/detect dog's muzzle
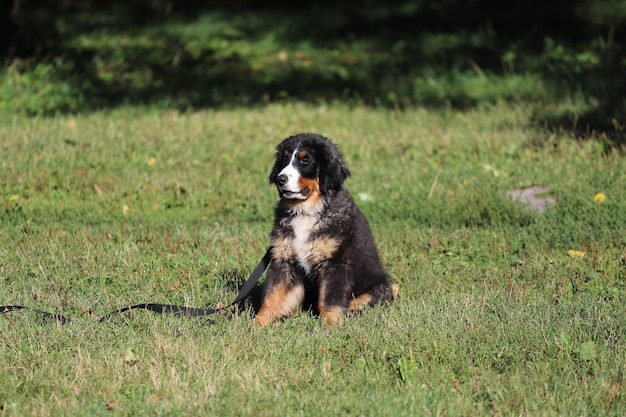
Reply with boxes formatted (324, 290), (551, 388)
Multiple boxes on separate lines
(277, 174), (309, 199)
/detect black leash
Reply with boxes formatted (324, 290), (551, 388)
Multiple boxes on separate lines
(1, 248), (271, 324)
(0, 305), (71, 324)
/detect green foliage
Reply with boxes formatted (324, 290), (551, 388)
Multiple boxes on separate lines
(2, 58), (83, 114)
(1, 0), (625, 144)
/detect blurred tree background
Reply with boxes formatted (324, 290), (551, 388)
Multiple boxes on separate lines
(1, 0), (624, 143)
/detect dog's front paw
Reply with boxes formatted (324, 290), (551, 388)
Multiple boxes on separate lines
(253, 314), (272, 329)
(320, 307), (344, 328)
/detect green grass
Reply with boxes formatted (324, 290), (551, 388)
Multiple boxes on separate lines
(1, 102), (625, 416)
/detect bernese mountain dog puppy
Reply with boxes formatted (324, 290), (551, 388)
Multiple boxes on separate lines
(254, 133), (398, 328)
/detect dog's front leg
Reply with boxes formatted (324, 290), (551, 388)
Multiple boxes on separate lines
(317, 262), (350, 327)
(254, 262), (304, 328)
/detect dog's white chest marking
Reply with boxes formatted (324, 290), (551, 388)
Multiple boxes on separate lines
(290, 214), (317, 273)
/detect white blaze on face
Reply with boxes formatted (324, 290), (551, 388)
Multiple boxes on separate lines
(278, 149), (306, 199)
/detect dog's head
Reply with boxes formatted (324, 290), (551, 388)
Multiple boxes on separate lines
(269, 133), (351, 203)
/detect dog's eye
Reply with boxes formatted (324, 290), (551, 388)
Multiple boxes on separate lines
(299, 157), (310, 166)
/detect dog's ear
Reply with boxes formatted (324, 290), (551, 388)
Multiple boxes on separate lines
(268, 142), (289, 184)
(318, 139), (351, 193)
(268, 151), (283, 184)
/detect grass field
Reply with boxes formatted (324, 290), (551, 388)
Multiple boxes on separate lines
(1, 102), (625, 416)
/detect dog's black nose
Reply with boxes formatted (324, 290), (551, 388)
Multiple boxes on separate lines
(277, 174), (288, 186)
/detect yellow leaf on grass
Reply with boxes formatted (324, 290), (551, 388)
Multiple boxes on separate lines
(593, 192), (606, 204)
(568, 250), (585, 258)
(124, 349), (138, 364)
(122, 205), (130, 215)
(9, 194), (19, 202)
(146, 157), (157, 166)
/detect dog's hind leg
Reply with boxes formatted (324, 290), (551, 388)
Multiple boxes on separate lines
(348, 282), (399, 312)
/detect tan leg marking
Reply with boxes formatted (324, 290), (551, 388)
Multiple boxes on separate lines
(254, 282), (304, 328)
(348, 282), (399, 311)
(319, 306), (344, 328)
(318, 280), (344, 328)
(348, 293), (372, 312)
(391, 282), (400, 300)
